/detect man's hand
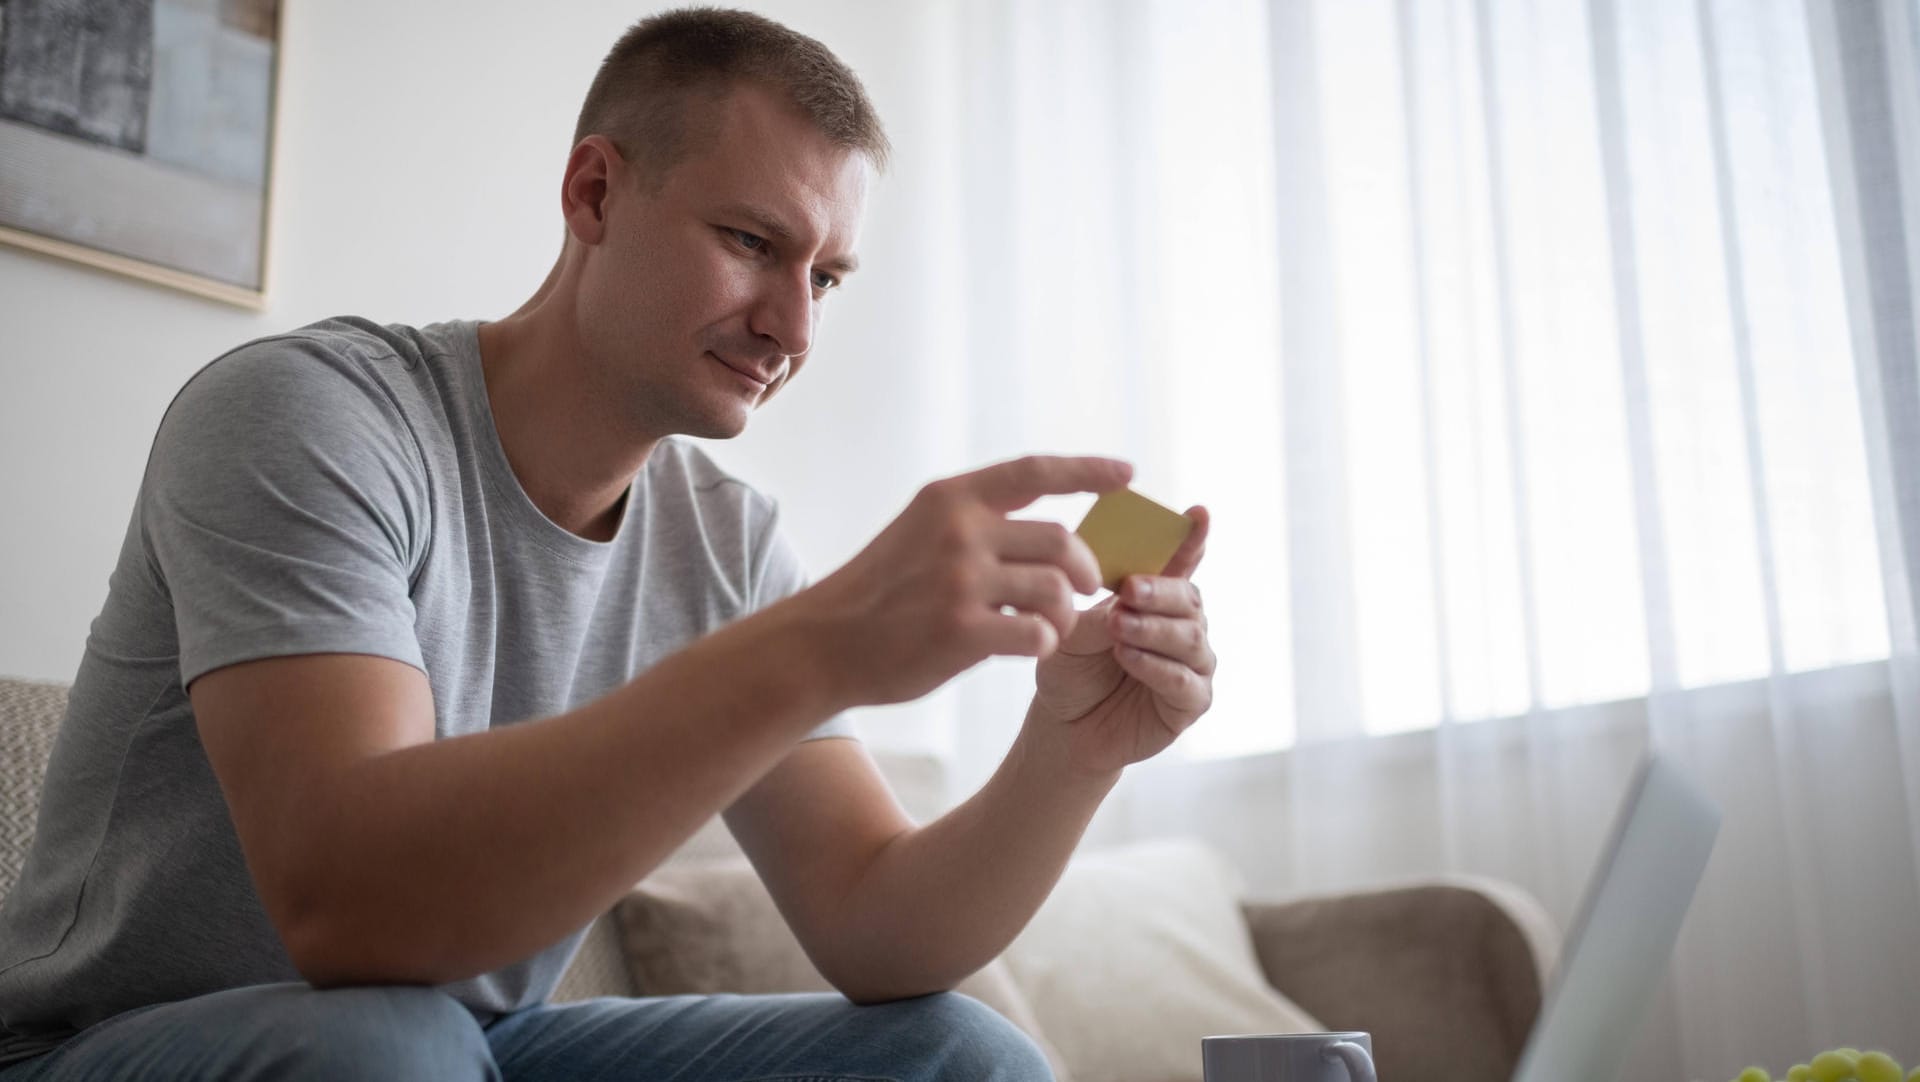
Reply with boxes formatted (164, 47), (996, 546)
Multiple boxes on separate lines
(800, 455), (1132, 708)
(1029, 505), (1214, 778)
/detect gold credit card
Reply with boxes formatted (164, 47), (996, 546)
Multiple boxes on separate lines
(1073, 488), (1194, 592)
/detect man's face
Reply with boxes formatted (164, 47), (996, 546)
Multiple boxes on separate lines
(575, 82), (870, 442)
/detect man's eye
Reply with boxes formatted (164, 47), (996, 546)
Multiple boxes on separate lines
(811, 271), (840, 292)
(730, 229), (766, 251)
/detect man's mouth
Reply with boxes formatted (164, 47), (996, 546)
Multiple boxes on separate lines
(708, 352), (776, 389)
(710, 352), (775, 387)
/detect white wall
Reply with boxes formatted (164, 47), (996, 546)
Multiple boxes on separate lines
(0, 0), (969, 750)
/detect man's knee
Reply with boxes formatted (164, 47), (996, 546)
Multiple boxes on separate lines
(874, 992), (1054, 1082)
(219, 984), (494, 1081)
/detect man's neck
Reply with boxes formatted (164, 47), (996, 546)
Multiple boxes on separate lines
(476, 302), (653, 543)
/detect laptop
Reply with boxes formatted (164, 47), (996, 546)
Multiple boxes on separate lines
(1509, 753), (1723, 1082)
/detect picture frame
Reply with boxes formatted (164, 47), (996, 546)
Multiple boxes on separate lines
(0, 0), (284, 310)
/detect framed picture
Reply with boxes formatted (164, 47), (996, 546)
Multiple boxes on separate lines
(0, 0), (283, 309)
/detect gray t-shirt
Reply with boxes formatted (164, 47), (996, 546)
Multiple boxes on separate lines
(0, 316), (851, 1064)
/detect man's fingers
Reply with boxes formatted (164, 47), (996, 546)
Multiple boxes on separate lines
(1121, 575), (1204, 617)
(987, 565), (1079, 648)
(974, 609), (1059, 658)
(993, 520), (1103, 595)
(1112, 644), (1212, 717)
(1158, 504), (1210, 580)
(965, 455), (1132, 513)
(1109, 611), (1216, 676)
(1058, 594), (1117, 656)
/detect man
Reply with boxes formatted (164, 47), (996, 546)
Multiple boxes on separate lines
(0, 8), (1215, 1080)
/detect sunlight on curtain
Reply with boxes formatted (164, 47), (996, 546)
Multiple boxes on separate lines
(1318, 0), (1448, 735)
(1718, 8), (1891, 676)
(1189, 0), (1886, 750)
(887, 0), (1906, 749)
(1398, 0), (1532, 725)
(956, 0), (1893, 761)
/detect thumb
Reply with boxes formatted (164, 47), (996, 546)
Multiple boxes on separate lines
(1058, 595), (1118, 656)
(1159, 505), (1210, 580)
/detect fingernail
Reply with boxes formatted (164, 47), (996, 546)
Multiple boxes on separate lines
(1134, 578), (1153, 601)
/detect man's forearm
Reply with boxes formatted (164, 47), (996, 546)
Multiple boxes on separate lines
(285, 594), (846, 988)
(811, 706), (1119, 1003)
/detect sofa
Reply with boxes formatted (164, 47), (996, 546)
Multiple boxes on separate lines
(0, 675), (1557, 1082)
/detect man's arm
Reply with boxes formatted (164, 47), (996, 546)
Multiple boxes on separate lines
(196, 454), (1134, 988)
(724, 714), (1113, 1004)
(193, 595), (842, 988)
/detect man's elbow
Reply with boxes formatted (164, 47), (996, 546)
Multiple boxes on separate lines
(833, 979), (958, 1007)
(282, 909), (397, 988)
(278, 900), (466, 989)
(281, 907), (363, 987)
(815, 953), (957, 1006)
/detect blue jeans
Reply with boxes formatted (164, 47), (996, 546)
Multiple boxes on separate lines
(0, 984), (1053, 1081)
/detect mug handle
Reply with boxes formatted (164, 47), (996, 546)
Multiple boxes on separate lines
(1321, 1040), (1377, 1082)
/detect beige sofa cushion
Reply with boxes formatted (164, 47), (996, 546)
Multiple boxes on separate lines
(1002, 838), (1323, 1082)
(616, 856), (1075, 1082)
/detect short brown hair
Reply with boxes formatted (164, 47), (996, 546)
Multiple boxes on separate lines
(573, 7), (890, 188)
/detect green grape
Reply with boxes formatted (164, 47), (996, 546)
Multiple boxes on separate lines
(1737, 1068), (1774, 1082)
(1857, 1053), (1902, 1082)
(1906, 1066), (1920, 1082)
(1812, 1050), (1860, 1082)
(1841, 1050), (1865, 1064)
(1789, 1065), (1814, 1082)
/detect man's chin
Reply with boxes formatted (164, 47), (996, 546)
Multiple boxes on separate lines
(679, 407), (755, 441)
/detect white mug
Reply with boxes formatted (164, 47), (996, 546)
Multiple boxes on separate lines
(1202, 1031), (1377, 1082)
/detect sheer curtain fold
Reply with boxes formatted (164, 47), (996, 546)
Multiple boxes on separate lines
(880, 0), (1920, 1076)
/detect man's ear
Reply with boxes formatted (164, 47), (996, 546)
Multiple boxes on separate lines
(561, 135), (623, 247)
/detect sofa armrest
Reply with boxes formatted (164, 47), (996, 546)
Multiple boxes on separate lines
(1241, 876), (1557, 1082)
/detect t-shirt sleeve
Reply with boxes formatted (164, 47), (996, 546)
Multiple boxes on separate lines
(748, 503), (857, 743)
(142, 341), (430, 688)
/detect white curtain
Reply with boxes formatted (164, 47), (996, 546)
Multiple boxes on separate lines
(856, 0), (1920, 1077)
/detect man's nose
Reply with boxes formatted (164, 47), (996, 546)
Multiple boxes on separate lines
(747, 268), (815, 359)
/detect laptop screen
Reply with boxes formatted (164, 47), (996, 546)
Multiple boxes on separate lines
(1510, 755), (1722, 1082)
